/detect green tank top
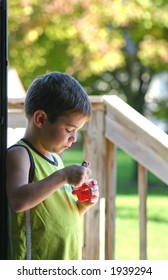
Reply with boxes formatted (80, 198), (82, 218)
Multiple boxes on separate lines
(7, 139), (82, 260)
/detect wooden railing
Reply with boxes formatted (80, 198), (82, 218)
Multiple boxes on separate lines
(8, 94), (168, 260)
(82, 95), (168, 260)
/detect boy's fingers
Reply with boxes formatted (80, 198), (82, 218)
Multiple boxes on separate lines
(86, 168), (92, 176)
(81, 160), (91, 168)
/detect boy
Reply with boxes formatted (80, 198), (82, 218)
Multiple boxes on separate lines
(6, 72), (99, 260)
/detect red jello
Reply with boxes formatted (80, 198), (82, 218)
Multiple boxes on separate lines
(72, 179), (97, 202)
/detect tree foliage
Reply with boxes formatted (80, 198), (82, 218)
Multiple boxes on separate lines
(8, 0), (168, 113)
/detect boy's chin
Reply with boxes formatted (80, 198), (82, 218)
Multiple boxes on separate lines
(51, 146), (65, 154)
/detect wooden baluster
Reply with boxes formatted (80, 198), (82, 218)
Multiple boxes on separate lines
(138, 163), (147, 260)
(105, 140), (116, 260)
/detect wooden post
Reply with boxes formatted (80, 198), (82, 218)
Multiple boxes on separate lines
(105, 140), (116, 260)
(138, 163), (147, 260)
(82, 97), (106, 259)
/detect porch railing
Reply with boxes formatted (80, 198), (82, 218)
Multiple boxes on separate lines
(82, 95), (168, 260)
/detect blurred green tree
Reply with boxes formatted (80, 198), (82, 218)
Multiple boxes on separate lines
(8, 0), (168, 114)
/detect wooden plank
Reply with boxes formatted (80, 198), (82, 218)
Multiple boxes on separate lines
(103, 95), (168, 184)
(138, 164), (147, 260)
(105, 140), (116, 260)
(89, 96), (104, 111)
(83, 103), (106, 198)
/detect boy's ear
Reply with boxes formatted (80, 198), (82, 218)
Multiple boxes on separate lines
(34, 110), (47, 128)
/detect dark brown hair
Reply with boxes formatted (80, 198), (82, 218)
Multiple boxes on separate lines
(25, 72), (91, 123)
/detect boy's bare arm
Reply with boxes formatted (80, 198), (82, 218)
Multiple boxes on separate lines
(6, 147), (91, 212)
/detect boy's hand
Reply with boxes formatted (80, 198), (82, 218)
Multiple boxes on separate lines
(63, 164), (92, 186)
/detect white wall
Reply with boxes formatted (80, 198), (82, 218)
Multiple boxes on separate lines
(7, 128), (25, 147)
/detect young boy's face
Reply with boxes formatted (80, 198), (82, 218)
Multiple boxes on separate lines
(40, 112), (88, 154)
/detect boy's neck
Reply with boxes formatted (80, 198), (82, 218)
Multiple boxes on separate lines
(23, 131), (53, 161)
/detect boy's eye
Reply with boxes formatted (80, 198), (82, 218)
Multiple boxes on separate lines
(66, 128), (72, 133)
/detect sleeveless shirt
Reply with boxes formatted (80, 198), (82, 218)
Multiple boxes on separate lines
(7, 138), (82, 260)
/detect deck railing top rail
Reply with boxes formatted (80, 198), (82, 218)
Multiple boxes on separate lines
(89, 95), (168, 185)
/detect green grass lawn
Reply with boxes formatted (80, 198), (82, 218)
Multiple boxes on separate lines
(63, 146), (168, 260)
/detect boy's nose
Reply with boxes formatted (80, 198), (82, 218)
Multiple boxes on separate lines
(69, 132), (77, 143)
